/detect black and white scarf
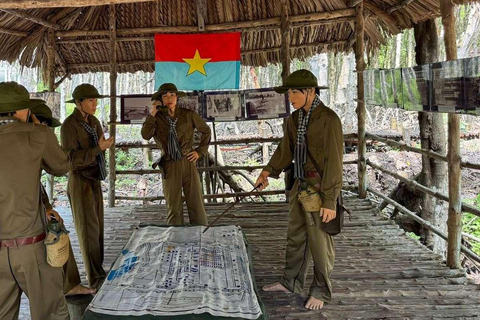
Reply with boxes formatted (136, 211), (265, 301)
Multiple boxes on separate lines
(0, 118), (18, 126)
(166, 116), (183, 161)
(294, 95), (321, 179)
(79, 121), (107, 180)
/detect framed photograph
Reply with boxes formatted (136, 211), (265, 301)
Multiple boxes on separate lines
(204, 91), (243, 121)
(402, 65), (431, 111)
(177, 92), (202, 115)
(29, 92), (60, 119)
(245, 88), (289, 119)
(379, 69), (403, 109)
(431, 60), (465, 113)
(364, 69), (383, 107)
(464, 56), (480, 115)
(120, 94), (152, 124)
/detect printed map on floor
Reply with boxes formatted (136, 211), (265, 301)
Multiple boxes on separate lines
(86, 225), (262, 319)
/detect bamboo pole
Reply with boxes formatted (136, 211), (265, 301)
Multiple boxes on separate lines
(117, 160), (356, 175)
(55, 8), (356, 38)
(366, 160), (480, 217)
(0, 9), (59, 29)
(440, 0), (462, 269)
(388, 0), (416, 13)
(280, 0), (290, 82)
(115, 189), (286, 201)
(280, 0), (291, 199)
(367, 132), (447, 162)
(108, 4), (117, 207)
(0, 0), (158, 8)
(45, 28), (55, 202)
(0, 27), (28, 37)
(355, 2), (367, 198)
(368, 187), (480, 266)
(367, 132), (480, 170)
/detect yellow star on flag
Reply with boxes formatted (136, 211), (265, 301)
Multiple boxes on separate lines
(182, 50), (212, 76)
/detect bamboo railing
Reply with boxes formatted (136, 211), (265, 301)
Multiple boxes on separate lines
(366, 130), (480, 268)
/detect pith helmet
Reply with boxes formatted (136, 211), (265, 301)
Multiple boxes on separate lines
(151, 83), (186, 101)
(0, 82), (45, 113)
(273, 69), (329, 93)
(31, 103), (62, 127)
(66, 83), (108, 103)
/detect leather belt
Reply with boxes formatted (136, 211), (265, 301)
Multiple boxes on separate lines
(0, 233), (46, 248)
(305, 171), (321, 178)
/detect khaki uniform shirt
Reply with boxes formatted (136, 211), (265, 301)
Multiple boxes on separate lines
(264, 102), (344, 210)
(0, 118), (69, 239)
(141, 107), (211, 159)
(61, 108), (104, 179)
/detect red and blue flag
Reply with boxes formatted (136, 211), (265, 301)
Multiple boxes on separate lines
(155, 32), (241, 90)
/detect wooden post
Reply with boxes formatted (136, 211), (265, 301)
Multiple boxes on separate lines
(108, 4), (117, 207)
(280, 0), (290, 81)
(280, 0), (291, 200)
(45, 28), (55, 201)
(355, 2), (367, 198)
(440, 0), (462, 269)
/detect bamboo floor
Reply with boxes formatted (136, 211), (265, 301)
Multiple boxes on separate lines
(19, 196), (480, 319)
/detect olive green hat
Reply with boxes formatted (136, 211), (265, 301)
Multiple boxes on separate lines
(273, 69), (329, 93)
(31, 103), (62, 127)
(65, 83), (108, 103)
(0, 82), (45, 113)
(151, 83), (186, 101)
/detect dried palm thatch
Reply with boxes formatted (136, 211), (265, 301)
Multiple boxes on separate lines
(0, 0), (476, 77)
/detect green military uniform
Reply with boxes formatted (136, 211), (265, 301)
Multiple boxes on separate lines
(61, 84), (108, 289)
(141, 83), (211, 226)
(0, 82), (70, 320)
(263, 70), (343, 302)
(33, 103), (82, 294)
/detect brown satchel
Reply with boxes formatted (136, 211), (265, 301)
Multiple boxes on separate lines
(290, 117), (349, 235)
(305, 148), (348, 236)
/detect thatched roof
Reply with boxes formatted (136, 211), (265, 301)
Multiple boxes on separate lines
(0, 0), (475, 77)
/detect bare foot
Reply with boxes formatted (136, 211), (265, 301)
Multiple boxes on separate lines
(262, 282), (290, 293)
(66, 284), (96, 296)
(305, 296), (324, 310)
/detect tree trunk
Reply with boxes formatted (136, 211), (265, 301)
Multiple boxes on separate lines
(414, 19), (448, 256)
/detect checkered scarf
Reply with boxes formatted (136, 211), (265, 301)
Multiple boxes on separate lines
(294, 95), (321, 179)
(166, 116), (183, 161)
(79, 121), (107, 180)
(0, 118), (19, 126)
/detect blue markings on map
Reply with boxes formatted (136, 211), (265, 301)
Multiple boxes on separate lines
(107, 249), (138, 281)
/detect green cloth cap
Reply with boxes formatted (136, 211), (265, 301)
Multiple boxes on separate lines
(273, 69), (329, 93)
(151, 83), (186, 101)
(66, 83), (108, 103)
(31, 103), (62, 127)
(0, 82), (45, 113)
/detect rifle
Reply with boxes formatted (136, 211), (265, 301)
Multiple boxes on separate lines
(202, 186), (259, 233)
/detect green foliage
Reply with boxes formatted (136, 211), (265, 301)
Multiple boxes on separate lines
(116, 149), (141, 170)
(462, 194), (480, 255)
(406, 232), (421, 241)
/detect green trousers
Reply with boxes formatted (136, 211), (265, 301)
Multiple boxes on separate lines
(0, 241), (69, 320)
(67, 173), (106, 289)
(162, 157), (208, 226)
(63, 242), (81, 294)
(279, 178), (335, 302)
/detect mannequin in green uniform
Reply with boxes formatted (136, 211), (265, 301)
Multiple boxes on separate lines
(255, 70), (343, 310)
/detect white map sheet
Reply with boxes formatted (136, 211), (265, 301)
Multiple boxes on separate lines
(86, 226), (262, 319)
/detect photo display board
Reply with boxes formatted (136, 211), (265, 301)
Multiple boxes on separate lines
(204, 91), (243, 121)
(365, 56), (480, 115)
(402, 65), (431, 111)
(120, 88), (293, 123)
(431, 59), (464, 113)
